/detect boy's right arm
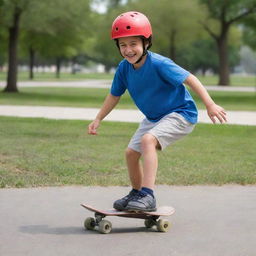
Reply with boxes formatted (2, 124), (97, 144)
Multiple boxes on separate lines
(87, 93), (120, 135)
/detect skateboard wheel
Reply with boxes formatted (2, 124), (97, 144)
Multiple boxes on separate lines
(84, 217), (96, 230)
(156, 219), (170, 232)
(144, 219), (155, 228)
(98, 220), (112, 234)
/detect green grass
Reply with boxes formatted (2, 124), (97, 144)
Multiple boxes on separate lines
(0, 71), (113, 81)
(196, 74), (256, 87)
(0, 116), (255, 188)
(191, 91), (256, 111)
(0, 87), (255, 111)
(0, 71), (255, 86)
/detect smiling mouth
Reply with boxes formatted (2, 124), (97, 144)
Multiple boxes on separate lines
(125, 54), (136, 58)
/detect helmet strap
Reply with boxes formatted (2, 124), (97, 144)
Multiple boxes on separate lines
(134, 50), (147, 64)
(134, 37), (150, 64)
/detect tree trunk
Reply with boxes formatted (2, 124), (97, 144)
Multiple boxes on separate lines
(29, 47), (35, 80)
(202, 67), (207, 76)
(216, 31), (230, 86)
(4, 7), (22, 93)
(71, 57), (77, 74)
(56, 57), (61, 78)
(105, 65), (112, 73)
(169, 29), (177, 61)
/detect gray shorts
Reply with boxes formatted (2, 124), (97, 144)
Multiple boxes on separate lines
(128, 112), (195, 153)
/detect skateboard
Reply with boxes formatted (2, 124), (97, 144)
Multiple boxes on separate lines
(81, 203), (175, 234)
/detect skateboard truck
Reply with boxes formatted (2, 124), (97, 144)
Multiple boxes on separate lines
(84, 212), (112, 234)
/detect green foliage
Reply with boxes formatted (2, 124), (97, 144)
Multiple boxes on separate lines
(242, 13), (256, 50)
(0, 0), (256, 76)
(0, 0), (92, 61)
(83, 10), (121, 69)
(126, 0), (205, 59)
(197, 0), (256, 84)
(22, 0), (91, 59)
(0, 27), (7, 65)
(199, 0), (256, 22)
(177, 39), (219, 73)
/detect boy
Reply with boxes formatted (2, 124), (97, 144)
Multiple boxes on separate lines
(88, 11), (227, 212)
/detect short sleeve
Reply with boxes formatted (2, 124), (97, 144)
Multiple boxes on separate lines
(157, 59), (190, 87)
(110, 64), (127, 96)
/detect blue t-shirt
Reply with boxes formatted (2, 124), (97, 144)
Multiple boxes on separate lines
(111, 51), (198, 124)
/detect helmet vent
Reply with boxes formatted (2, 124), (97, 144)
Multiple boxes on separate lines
(126, 26), (131, 30)
(115, 27), (119, 31)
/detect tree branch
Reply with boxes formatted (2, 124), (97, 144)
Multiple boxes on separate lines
(228, 5), (256, 25)
(199, 21), (218, 40)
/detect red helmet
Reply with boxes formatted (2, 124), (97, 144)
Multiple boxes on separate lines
(111, 11), (152, 40)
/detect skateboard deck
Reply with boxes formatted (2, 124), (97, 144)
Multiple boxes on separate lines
(81, 203), (175, 234)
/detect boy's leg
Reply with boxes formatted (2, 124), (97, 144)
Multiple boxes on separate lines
(126, 113), (195, 211)
(113, 148), (142, 210)
(125, 133), (158, 212)
(125, 148), (143, 190)
(140, 133), (159, 189)
(113, 134), (157, 211)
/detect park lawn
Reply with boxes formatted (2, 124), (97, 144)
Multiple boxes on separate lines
(196, 74), (256, 87)
(0, 72), (114, 81)
(0, 71), (255, 86)
(0, 87), (255, 111)
(0, 116), (255, 188)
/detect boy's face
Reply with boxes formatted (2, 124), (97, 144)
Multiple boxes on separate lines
(118, 36), (145, 66)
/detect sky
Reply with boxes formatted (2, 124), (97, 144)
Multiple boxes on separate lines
(91, 1), (107, 13)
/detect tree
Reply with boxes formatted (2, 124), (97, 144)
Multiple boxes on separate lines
(21, 0), (91, 79)
(0, 0), (29, 92)
(1, 0), (53, 91)
(199, 0), (256, 85)
(1, 0), (91, 90)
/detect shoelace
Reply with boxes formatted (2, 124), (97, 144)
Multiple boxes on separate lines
(125, 191), (138, 200)
(131, 192), (147, 200)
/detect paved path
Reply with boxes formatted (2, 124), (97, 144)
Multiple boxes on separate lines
(0, 79), (255, 92)
(1, 105), (256, 126)
(1, 185), (256, 256)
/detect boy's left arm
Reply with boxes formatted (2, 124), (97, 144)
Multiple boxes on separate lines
(184, 74), (227, 124)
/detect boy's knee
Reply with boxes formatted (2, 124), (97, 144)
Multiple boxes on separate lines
(125, 147), (139, 158)
(141, 133), (158, 148)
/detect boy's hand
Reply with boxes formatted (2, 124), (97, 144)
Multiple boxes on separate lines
(88, 119), (100, 135)
(207, 103), (227, 124)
